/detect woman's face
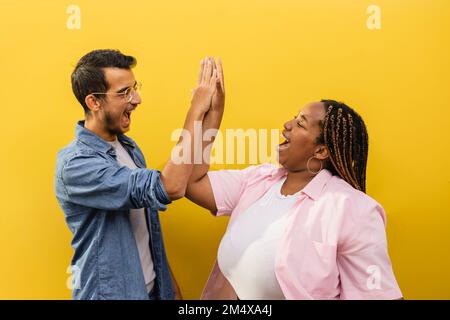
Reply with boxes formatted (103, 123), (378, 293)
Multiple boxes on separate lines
(278, 101), (327, 171)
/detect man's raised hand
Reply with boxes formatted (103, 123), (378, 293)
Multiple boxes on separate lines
(190, 57), (219, 115)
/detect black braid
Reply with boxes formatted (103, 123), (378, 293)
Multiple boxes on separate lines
(318, 99), (369, 193)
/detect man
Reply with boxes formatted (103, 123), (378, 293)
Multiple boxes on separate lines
(55, 49), (224, 300)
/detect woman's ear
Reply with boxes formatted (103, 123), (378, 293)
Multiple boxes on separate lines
(314, 145), (329, 161)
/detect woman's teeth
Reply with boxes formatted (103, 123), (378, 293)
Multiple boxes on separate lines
(278, 139), (290, 150)
(281, 132), (290, 142)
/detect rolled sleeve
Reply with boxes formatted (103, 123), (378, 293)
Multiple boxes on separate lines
(207, 169), (246, 216)
(62, 153), (172, 211)
(207, 165), (267, 216)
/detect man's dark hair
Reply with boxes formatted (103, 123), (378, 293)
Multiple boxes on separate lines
(71, 49), (137, 113)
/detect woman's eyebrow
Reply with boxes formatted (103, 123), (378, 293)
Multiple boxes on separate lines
(299, 113), (309, 122)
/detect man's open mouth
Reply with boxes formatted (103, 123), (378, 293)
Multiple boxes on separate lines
(122, 108), (135, 127)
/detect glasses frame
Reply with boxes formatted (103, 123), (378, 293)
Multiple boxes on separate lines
(90, 82), (142, 103)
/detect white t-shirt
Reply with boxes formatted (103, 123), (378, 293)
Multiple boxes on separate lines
(217, 177), (301, 300)
(107, 138), (155, 293)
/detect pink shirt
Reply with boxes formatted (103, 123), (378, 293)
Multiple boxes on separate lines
(201, 164), (402, 300)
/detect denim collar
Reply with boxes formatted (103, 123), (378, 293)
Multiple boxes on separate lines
(75, 120), (136, 153)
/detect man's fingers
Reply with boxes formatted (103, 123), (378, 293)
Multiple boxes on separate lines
(197, 58), (205, 85)
(201, 56), (209, 84)
(203, 57), (213, 83)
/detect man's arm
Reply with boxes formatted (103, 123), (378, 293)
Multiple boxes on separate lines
(184, 58), (225, 211)
(160, 58), (219, 200)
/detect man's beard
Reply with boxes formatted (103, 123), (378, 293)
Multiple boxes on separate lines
(103, 110), (124, 137)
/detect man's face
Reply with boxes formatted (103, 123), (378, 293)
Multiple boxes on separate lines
(97, 67), (141, 136)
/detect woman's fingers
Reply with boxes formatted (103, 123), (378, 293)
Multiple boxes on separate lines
(210, 68), (218, 87)
(217, 58), (224, 92)
(211, 58), (219, 86)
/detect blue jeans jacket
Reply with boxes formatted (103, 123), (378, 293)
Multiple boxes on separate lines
(55, 121), (175, 300)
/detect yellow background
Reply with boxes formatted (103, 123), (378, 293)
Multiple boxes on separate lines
(0, 0), (449, 299)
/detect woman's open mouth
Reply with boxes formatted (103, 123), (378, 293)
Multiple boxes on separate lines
(278, 133), (290, 151)
(278, 140), (290, 150)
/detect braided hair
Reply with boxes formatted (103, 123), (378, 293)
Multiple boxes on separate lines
(318, 100), (369, 193)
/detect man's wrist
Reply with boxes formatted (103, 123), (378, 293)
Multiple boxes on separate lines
(187, 105), (207, 120)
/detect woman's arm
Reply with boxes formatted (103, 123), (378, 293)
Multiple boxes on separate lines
(185, 174), (217, 213)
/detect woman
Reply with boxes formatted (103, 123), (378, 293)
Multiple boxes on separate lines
(185, 61), (401, 299)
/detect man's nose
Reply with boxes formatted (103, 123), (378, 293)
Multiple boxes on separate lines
(131, 92), (141, 105)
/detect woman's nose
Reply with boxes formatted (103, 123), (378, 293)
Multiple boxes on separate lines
(284, 120), (292, 131)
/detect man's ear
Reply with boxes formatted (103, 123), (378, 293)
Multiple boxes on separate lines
(85, 94), (101, 113)
(314, 145), (329, 161)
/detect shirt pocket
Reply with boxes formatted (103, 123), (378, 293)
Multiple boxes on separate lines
(298, 233), (340, 298)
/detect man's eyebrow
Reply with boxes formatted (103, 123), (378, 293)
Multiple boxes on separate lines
(115, 81), (137, 93)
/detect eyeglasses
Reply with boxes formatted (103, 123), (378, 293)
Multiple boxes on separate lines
(90, 82), (142, 103)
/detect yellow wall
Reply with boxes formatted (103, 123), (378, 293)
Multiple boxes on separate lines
(0, 0), (449, 299)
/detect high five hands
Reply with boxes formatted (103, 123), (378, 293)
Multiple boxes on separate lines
(191, 57), (225, 115)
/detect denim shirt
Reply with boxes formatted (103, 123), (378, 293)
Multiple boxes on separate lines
(55, 121), (175, 300)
